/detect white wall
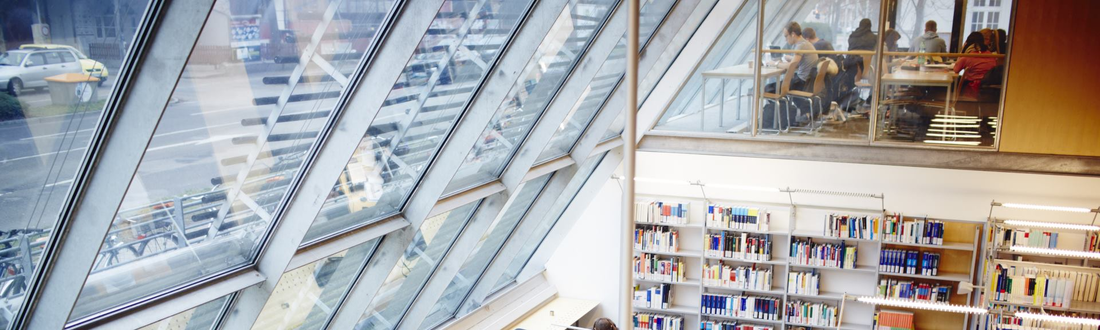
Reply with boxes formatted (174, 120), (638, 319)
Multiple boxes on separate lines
(546, 151), (1100, 324)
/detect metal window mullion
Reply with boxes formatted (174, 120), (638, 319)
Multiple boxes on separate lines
(453, 163), (583, 317)
(514, 149), (622, 283)
(326, 226), (418, 330)
(569, 0), (709, 161)
(20, 0), (212, 328)
(497, 0), (629, 192)
(392, 191), (513, 330)
(71, 271), (263, 329)
(215, 0), (435, 327)
(398, 0), (571, 230)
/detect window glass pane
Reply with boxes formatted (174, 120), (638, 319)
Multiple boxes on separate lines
(70, 0), (401, 321)
(876, 0), (1009, 148)
(251, 238), (381, 330)
(301, 0), (534, 244)
(355, 200), (481, 330)
(419, 174), (553, 329)
(535, 0), (675, 163)
(482, 152), (604, 302)
(0, 0), (152, 326)
(139, 295), (231, 330)
(441, 0), (619, 195)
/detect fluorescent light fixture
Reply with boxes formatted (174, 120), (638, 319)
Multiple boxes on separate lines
(706, 183), (782, 193)
(634, 177), (692, 185)
(1008, 246), (1100, 259)
(923, 140), (981, 146)
(999, 202), (1095, 213)
(856, 296), (987, 314)
(1002, 220), (1100, 231)
(1014, 311), (1100, 327)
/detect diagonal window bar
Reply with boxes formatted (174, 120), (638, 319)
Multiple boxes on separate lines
(68, 0), (403, 322)
(536, 0), (677, 163)
(440, 0), (621, 196)
(300, 0), (536, 245)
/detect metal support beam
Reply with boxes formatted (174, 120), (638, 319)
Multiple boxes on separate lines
(217, 0), (435, 327)
(20, 0), (212, 328)
(620, 0), (639, 326)
(74, 271), (263, 329)
(326, 226), (417, 329)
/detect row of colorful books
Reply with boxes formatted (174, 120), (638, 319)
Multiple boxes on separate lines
(998, 228), (1060, 249)
(702, 263), (772, 291)
(634, 284), (674, 309)
(635, 225), (680, 253)
(789, 239), (858, 269)
(877, 278), (951, 303)
(824, 213), (879, 240)
(634, 253), (685, 283)
(786, 271), (819, 296)
(873, 310), (914, 330)
(881, 214), (945, 245)
(700, 320), (774, 330)
(633, 312), (683, 330)
(785, 300), (839, 327)
(705, 232), (771, 261)
(707, 204), (771, 232)
(700, 294), (782, 321)
(989, 264), (1100, 307)
(637, 201), (689, 225)
(879, 249), (940, 276)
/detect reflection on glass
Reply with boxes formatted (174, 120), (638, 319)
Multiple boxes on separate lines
(481, 152), (603, 303)
(70, 0), (401, 321)
(301, 0), (533, 244)
(441, 0), (618, 194)
(139, 295), (231, 330)
(535, 0), (675, 163)
(420, 174), (552, 329)
(355, 200), (481, 330)
(0, 0), (151, 326)
(251, 239), (380, 330)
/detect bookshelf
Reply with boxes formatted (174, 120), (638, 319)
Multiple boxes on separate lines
(980, 201), (1100, 328)
(632, 188), (986, 330)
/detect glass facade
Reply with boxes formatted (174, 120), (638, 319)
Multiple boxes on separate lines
(139, 295), (231, 330)
(0, 0), (153, 326)
(441, 0), (619, 195)
(301, 0), (535, 244)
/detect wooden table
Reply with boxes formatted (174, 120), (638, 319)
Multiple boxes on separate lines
(880, 69), (962, 142)
(701, 64), (785, 131)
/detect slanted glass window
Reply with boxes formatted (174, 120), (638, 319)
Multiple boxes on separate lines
(70, 0), (402, 321)
(420, 174), (553, 329)
(251, 239), (381, 330)
(355, 200), (481, 329)
(301, 0), (534, 244)
(138, 295), (232, 330)
(535, 0), (675, 163)
(441, 0), (619, 195)
(0, 0), (152, 326)
(482, 152), (604, 301)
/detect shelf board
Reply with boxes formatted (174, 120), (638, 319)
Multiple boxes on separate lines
(634, 277), (700, 286)
(990, 299), (1100, 314)
(881, 240), (975, 251)
(879, 271), (970, 282)
(791, 230), (878, 243)
(704, 255), (788, 266)
(705, 226), (786, 235)
(700, 313), (782, 324)
(788, 263), (878, 274)
(635, 221), (702, 229)
(786, 291), (846, 301)
(995, 247), (1100, 260)
(634, 304), (698, 315)
(786, 321), (866, 330)
(702, 284), (784, 296)
(635, 249), (700, 258)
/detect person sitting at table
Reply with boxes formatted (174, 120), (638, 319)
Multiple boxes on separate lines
(962, 31), (987, 54)
(848, 18), (877, 51)
(762, 22), (818, 129)
(883, 28), (901, 52)
(910, 20), (947, 56)
(804, 27), (833, 54)
(953, 32), (998, 99)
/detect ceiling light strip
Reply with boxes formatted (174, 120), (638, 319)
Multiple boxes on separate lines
(856, 296), (987, 314)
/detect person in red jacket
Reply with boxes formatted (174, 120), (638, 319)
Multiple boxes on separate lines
(953, 32), (997, 99)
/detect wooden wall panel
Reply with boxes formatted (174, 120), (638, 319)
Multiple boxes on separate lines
(999, 0), (1100, 157)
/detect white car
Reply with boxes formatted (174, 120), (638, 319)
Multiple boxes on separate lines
(0, 49), (85, 96)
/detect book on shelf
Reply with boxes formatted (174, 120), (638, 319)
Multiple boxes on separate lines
(635, 225), (680, 253)
(879, 249), (939, 276)
(988, 263), (1100, 309)
(789, 238), (858, 269)
(785, 300), (839, 327)
(637, 201), (689, 225)
(873, 310), (914, 330)
(700, 320), (775, 330)
(634, 284), (674, 310)
(708, 204), (770, 232)
(877, 278), (951, 302)
(824, 213), (879, 240)
(881, 214), (945, 245)
(700, 294), (781, 321)
(988, 311), (1100, 330)
(997, 227), (1060, 249)
(1086, 232), (1100, 253)
(786, 271), (820, 296)
(635, 253), (685, 283)
(633, 312), (684, 330)
(703, 263), (772, 291)
(705, 232), (771, 261)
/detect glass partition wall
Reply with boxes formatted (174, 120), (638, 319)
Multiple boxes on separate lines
(652, 0), (1011, 149)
